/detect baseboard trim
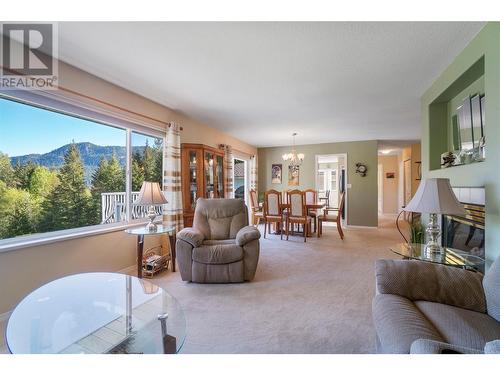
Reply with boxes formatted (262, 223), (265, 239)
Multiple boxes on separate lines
(345, 225), (378, 229)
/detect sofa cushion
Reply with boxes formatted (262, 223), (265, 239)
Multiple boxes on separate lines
(193, 242), (244, 264)
(414, 301), (500, 351)
(372, 294), (443, 353)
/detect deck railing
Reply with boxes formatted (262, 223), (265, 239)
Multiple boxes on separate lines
(101, 192), (164, 224)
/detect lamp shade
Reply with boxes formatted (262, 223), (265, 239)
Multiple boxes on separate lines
(135, 181), (168, 205)
(403, 178), (466, 216)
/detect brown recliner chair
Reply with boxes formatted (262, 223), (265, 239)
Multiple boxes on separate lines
(176, 198), (261, 283)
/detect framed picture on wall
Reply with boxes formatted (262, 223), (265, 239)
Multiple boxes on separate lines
(271, 164), (282, 184)
(386, 172), (395, 179)
(288, 165), (299, 186)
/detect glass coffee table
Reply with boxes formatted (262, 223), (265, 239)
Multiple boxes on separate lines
(6, 273), (186, 354)
(390, 243), (485, 273)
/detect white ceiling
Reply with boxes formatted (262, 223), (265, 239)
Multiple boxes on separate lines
(57, 22), (485, 148)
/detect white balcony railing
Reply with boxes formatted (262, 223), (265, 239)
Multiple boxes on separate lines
(101, 192), (164, 224)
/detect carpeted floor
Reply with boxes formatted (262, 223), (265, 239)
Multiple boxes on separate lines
(0, 215), (401, 354)
(142, 215), (401, 354)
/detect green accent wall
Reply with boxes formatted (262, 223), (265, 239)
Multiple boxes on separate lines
(258, 140), (378, 227)
(421, 22), (499, 267)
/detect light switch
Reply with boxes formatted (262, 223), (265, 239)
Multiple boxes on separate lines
(346, 184), (352, 188)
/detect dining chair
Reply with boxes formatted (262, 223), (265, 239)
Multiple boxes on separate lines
(249, 189), (264, 227)
(317, 191), (345, 240)
(264, 189), (284, 239)
(304, 188), (318, 233)
(319, 189), (330, 208)
(286, 189), (312, 242)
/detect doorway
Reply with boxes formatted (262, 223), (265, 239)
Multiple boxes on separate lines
(314, 154), (347, 223)
(233, 157), (248, 205)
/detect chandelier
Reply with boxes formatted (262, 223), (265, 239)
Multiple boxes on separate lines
(282, 132), (305, 167)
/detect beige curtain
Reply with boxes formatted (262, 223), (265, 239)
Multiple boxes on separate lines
(250, 154), (258, 196)
(220, 144), (234, 198)
(163, 122), (183, 232)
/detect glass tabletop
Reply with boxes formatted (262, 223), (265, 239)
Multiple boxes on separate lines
(125, 224), (175, 236)
(6, 273), (186, 354)
(390, 243), (485, 272)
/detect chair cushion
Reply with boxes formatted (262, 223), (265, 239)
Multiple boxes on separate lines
(193, 242), (244, 264)
(372, 294), (443, 353)
(414, 301), (500, 351)
(193, 198), (248, 240)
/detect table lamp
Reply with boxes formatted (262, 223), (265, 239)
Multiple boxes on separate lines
(403, 178), (466, 257)
(135, 181), (168, 232)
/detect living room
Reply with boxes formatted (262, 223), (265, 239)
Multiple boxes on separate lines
(1, 1), (499, 374)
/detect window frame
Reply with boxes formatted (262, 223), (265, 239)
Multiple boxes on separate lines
(0, 93), (166, 253)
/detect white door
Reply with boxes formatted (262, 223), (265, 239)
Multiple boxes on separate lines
(378, 163), (383, 213)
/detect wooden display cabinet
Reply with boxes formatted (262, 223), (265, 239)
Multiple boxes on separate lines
(181, 143), (225, 227)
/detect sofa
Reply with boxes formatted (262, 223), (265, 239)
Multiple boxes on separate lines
(176, 198), (261, 283)
(372, 257), (500, 354)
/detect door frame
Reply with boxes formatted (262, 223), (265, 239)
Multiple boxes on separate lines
(314, 153), (348, 225)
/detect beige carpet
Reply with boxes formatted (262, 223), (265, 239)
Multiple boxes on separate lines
(145, 215), (401, 354)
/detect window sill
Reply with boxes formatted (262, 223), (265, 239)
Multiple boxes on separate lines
(0, 220), (156, 254)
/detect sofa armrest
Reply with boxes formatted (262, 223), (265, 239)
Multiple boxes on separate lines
(236, 225), (261, 246)
(375, 259), (486, 313)
(177, 227), (204, 247)
(410, 339), (483, 354)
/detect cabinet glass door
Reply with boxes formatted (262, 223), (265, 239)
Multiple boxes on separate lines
(188, 150), (198, 209)
(205, 152), (215, 198)
(216, 155), (224, 198)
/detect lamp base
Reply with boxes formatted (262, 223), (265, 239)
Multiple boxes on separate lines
(145, 206), (158, 232)
(424, 213), (444, 258)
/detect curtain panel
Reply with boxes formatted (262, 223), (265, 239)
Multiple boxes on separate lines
(163, 122), (183, 233)
(250, 154), (258, 196)
(220, 144), (234, 198)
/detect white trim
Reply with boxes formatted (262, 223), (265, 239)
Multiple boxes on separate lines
(345, 224), (378, 229)
(314, 153), (348, 225)
(0, 219), (156, 254)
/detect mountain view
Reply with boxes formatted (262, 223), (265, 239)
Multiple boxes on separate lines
(10, 142), (147, 183)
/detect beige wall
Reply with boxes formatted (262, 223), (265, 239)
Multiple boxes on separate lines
(258, 140), (378, 227)
(378, 155), (399, 214)
(0, 61), (257, 314)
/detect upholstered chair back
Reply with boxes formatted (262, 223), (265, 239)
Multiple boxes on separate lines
(193, 198), (249, 240)
(249, 189), (259, 212)
(304, 189), (317, 205)
(483, 256), (500, 322)
(264, 190), (282, 216)
(288, 190), (305, 217)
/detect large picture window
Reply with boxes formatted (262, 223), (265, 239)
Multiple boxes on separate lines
(0, 96), (164, 243)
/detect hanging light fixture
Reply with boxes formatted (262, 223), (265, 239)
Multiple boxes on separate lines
(282, 132), (305, 167)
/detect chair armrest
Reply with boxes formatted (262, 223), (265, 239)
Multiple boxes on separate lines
(323, 208), (339, 213)
(236, 225), (261, 246)
(410, 339), (483, 354)
(177, 228), (204, 247)
(375, 259), (486, 313)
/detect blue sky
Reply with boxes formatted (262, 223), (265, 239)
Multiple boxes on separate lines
(0, 98), (160, 157)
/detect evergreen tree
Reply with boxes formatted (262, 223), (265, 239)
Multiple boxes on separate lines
(40, 143), (93, 231)
(143, 139), (156, 182)
(152, 138), (163, 185)
(0, 151), (14, 187)
(90, 155), (125, 224)
(14, 161), (37, 190)
(132, 151), (144, 191)
(28, 166), (59, 198)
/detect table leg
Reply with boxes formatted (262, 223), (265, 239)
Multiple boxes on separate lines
(169, 232), (177, 272)
(137, 234), (144, 279)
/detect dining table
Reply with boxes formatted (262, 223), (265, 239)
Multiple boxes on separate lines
(272, 201), (326, 236)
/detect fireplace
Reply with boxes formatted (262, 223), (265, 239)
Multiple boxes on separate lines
(442, 187), (485, 273)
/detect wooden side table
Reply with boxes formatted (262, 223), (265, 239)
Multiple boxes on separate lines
(125, 225), (176, 279)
